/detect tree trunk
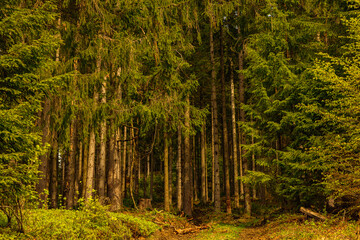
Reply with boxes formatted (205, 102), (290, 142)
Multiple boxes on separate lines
(49, 22), (61, 208)
(183, 96), (192, 216)
(129, 126), (136, 208)
(164, 132), (170, 211)
(177, 126), (182, 211)
(210, 15), (221, 212)
(238, 49), (244, 199)
(98, 78), (107, 200)
(169, 142), (173, 206)
(85, 51), (100, 202)
(82, 135), (88, 199)
(65, 117), (76, 209)
(75, 140), (83, 202)
(220, 24), (231, 214)
(122, 126), (127, 201)
(49, 132), (58, 209)
(193, 136), (198, 203)
(144, 155), (149, 198)
(230, 60), (240, 208)
(239, 45), (251, 216)
(150, 151), (154, 200)
(110, 128), (122, 210)
(37, 98), (51, 207)
(211, 109), (215, 203)
(86, 122), (96, 201)
(108, 125), (115, 203)
(251, 115), (256, 199)
(201, 123), (207, 203)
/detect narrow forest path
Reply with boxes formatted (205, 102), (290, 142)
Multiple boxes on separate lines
(147, 207), (257, 240)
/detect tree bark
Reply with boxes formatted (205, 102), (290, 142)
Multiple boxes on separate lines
(98, 78), (107, 200)
(238, 48), (245, 199)
(239, 45), (251, 216)
(251, 115), (256, 199)
(150, 150), (154, 200)
(193, 136), (198, 203)
(230, 59), (240, 208)
(220, 23), (231, 214)
(177, 126), (182, 211)
(82, 135), (88, 199)
(49, 131), (58, 209)
(201, 123), (207, 203)
(37, 97), (51, 207)
(183, 96), (192, 216)
(65, 117), (76, 209)
(108, 125), (115, 203)
(122, 126), (127, 201)
(111, 128), (122, 210)
(211, 109), (215, 203)
(169, 141), (173, 206)
(210, 14), (221, 212)
(75, 140), (83, 202)
(85, 49), (101, 202)
(164, 131), (170, 211)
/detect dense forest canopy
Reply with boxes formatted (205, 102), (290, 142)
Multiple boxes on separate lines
(1, 0), (360, 231)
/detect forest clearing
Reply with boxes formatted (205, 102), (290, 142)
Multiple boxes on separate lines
(1, 0), (360, 239)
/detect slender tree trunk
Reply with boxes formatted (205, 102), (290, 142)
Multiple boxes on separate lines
(251, 115), (256, 199)
(211, 109), (215, 203)
(201, 123), (207, 203)
(122, 126), (127, 201)
(210, 14), (221, 212)
(85, 50), (101, 202)
(204, 124), (208, 202)
(129, 126), (137, 208)
(238, 49), (244, 199)
(82, 135), (88, 199)
(183, 96), (192, 216)
(98, 78), (107, 200)
(65, 116), (76, 209)
(108, 125), (115, 203)
(220, 24), (231, 214)
(61, 153), (65, 205)
(169, 142), (173, 206)
(164, 132), (170, 211)
(137, 139), (141, 197)
(230, 60), (240, 208)
(75, 140), (83, 201)
(177, 126), (182, 211)
(49, 21), (61, 208)
(239, 45), (251, 216)
(110, 128), (122, 210)
(86, 122), (96, 201)
(49, 132), (58, 209)
(145, 155), (150, 198)
(37, 98), (51, 207)
(150, 151), (154, 200)
(193, 136), (198, 203)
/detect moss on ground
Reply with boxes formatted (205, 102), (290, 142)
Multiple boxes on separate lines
(0, 201), (159, 240)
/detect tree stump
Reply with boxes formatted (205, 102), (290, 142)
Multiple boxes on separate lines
(139, 198), (152, 210)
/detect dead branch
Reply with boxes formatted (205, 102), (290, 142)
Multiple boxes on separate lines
(300, 207), (328, 221)
(174, 225), (210, 235)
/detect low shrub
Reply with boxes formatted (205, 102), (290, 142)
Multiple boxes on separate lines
(0, 199), (160, 239)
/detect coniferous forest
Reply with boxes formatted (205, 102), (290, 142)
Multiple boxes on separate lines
(1, 0), (360, 239)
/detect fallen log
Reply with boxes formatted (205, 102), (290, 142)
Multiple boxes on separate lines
(300, 207), (328, 221)
(175, 225), (210, 234)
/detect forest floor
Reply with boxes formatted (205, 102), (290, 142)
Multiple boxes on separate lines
(149, 205), (360, 240)
(1, 202), (360, 239)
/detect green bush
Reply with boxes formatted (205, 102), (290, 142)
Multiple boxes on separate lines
(0, 200), (159, 239)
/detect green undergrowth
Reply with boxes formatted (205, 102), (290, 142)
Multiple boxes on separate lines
(192, 223), (245, 240)
(268, 214), (360, 240)
(0, 200), (159, 240)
